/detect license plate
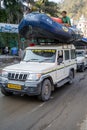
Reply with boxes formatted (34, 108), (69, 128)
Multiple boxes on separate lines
(8, 84), (22, 90)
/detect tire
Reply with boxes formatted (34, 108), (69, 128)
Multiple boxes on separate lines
(68, 70), (74, 84)
(38, 79), (52, 101)
(1, 87), (13, 96)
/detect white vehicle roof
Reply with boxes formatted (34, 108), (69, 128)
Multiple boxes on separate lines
(26, 44), (75, 50)
(76, 49), (85, 52)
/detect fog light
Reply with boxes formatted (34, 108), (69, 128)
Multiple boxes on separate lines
(30, 88), (34, 92)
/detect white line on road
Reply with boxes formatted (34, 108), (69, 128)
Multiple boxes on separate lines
(80, 115), (87, 130)
(30, 103), (45, 113)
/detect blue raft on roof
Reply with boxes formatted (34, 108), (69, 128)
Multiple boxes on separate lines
(18, 12), (83, 43)
(74, 37), (87, 47)
(81, 38), (87, 43)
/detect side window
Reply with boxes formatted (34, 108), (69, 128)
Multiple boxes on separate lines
(57, 50), (63, 64)
(64, 50), (69, 60)
(71, 50), (76, 59)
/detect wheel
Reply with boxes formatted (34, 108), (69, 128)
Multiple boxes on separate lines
(68, 71), (74, 84)
(38, 79), (52, 101)
(1, 87), (13, 96)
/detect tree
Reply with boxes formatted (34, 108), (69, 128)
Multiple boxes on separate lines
(3, 0), (23, 23)
(34, 0), (60, 16)
(0, 0), (23, 48)
(0, 9), (7, 22)
(43, 0), (60, 16)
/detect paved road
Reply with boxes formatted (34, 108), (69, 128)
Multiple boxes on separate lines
(0, 71), (87, 130)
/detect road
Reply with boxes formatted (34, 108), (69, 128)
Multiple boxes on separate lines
(0, 71), (87, 130)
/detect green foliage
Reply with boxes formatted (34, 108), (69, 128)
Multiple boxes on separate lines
(0, 32), (18, 48)
(0, 10), (7, 22)
(0, 0), (22, 47)
(34, 0), (60, 16)
(0, 0), (23, 23)
(0, 0), (60, 22)
(0, 0), (60, 47)
(44, 1), (60, 16)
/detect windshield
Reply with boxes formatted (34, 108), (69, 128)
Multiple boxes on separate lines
(23, 49), (56, 63)
(76, 51), (84, 57)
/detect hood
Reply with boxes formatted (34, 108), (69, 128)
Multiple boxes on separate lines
(76, 57), (85, 63)
(4, 62), (55, 73)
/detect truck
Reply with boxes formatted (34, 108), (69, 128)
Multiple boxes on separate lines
(0, 44), (76, 101)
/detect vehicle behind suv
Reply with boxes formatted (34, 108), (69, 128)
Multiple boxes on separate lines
(76, 50), (87, 72)
(0, 44), (76, 101)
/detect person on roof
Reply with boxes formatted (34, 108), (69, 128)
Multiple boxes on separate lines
(61, 11), (71, 27)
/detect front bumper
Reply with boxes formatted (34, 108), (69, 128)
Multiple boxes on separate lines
(0, 77), (42, 96)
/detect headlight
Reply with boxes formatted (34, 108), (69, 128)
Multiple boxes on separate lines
(27, 73), (41, 81)
(0, 70), (8, 78)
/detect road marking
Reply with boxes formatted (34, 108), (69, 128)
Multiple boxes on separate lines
(80, 115), (87, 130)
(25, 102), (46, 117)
(47, 123), (52, 128)
(0, 90), (45, 113)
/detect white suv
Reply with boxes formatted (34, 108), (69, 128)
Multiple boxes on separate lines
(76, 50), (87, 72)
(0, 44), (76, 101)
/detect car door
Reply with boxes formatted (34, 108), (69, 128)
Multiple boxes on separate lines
(71, 49), (77, 69)
(64, 49), (71, 77)
(56, 50), (65, 82)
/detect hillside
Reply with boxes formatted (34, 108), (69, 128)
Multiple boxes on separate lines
(60, 0), (87, 20)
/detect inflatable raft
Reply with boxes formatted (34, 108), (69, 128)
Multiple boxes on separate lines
(18, 12), (82, 43)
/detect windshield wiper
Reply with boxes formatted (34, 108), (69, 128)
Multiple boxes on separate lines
(40, 58), (52, 63)
(25, 59), (39, 62)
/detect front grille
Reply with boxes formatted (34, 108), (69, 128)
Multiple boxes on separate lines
(8, 72), (28, 81)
